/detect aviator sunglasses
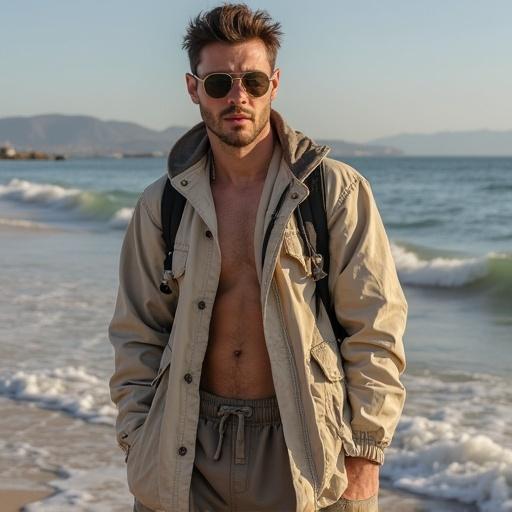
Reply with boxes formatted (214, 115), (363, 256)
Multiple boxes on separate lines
(191, 70), (277, 99)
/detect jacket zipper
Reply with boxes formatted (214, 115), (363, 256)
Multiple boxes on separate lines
(272, 281), (319, 500)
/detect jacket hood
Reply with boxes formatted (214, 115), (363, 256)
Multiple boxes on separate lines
(166, 109), (330, 181)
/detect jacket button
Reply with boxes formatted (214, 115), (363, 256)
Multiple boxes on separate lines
(184, 373), (193, 383)
(205, 230), (213, 239)
(180, 179), (188, 186)
(178, 446), (187, 456)
(198, 300), (206, 310)
(291, 192), (299, 199)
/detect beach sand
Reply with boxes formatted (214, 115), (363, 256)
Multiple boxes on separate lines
(0, 488), (54, 512)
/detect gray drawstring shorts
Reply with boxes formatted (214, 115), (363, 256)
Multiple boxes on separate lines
(189, 388), (297, 511)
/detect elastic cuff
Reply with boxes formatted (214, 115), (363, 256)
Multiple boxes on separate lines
(343, 431), (385, 465)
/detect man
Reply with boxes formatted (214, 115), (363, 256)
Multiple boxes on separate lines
(109, 4), (407, 512)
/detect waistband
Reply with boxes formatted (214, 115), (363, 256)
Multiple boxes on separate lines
(199, 389), (281, 424)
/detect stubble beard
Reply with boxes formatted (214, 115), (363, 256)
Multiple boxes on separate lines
(200, 101), (271, 148)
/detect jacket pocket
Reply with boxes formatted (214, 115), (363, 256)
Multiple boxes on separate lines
(310, 340), (344, 382)
(309, 329), (347, 434)
(151, 343), (172, 389)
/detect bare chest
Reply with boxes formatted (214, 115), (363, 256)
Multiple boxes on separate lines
(212, 183), (264, 277)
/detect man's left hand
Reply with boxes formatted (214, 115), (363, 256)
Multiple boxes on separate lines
(341, 456), (379, 500)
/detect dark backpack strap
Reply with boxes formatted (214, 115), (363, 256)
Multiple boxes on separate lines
(295, 162), (348, 344)
(160, 178), (186, 294)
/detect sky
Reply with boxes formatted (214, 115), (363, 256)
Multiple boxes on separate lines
(1, 0), (511, 142)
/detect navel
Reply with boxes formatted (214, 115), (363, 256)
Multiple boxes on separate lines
(233, 349), (242, 358)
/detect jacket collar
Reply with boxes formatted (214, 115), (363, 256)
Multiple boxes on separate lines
(167, 109), (330, 182)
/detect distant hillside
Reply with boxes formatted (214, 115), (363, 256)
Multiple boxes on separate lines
(0, 114), (188, 156)
(0, 114), (400, 157)
(368, 130), (512, 156)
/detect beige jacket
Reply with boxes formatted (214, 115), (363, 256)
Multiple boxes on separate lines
(108, 109), (407, 511)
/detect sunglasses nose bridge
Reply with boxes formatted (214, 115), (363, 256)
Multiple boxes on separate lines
(227, 76), (249, 99)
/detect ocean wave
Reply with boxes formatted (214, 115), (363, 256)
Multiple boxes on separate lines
(0, 178), (82, 206)
(391, 243), (512, 290)
(0, 367), (116, 426)
(384, 416), (512, 512)
(0, 178), (136, 229)
(383, 370), (512, 511)
(388, 218), (444, 229)
(108, 207), (134, 229)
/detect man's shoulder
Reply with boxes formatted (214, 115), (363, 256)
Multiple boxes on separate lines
(320, 157), (370, 210)
(321, 156), (368, 187)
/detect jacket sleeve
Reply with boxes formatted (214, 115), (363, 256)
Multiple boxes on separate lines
(328, 172), (407, 465)
(108, 191), (177, 456)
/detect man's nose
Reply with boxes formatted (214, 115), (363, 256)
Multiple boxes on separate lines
(226, 78), (248, 104)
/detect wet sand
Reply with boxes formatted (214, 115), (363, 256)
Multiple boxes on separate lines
(0, 488), (54, 512)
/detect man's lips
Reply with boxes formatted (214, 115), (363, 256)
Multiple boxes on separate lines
(224, 115), (251, 121)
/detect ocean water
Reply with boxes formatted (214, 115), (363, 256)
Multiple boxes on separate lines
(0, 156), (511, 511)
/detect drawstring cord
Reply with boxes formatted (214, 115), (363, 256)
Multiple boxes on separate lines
(213, 405), (253, 464)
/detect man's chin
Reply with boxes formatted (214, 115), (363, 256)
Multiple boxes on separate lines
(218, 130), (256, 148)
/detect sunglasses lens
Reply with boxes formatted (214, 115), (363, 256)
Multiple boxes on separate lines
(242, 72), (270, 97)
(203, 74), (233, 98)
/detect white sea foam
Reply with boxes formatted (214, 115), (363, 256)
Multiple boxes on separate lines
(0, 178), (82, 207)
(0, 367), (116, 425)
(109, 207), (134, 229)
(0, 178), (134, 229)
(384, 416), (512, 512)
(391, 243), (489, 287)
(382, 370), (512, 511)
(0, 217), (57, 231)
(24, 465), (132, 512)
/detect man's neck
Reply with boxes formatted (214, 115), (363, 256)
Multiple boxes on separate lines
(207, 123), (275, 187)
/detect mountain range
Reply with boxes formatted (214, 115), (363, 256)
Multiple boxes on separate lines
(0, 114), (400, 157)
(368, 130), (512, 156)
(0, 114), (510, 156)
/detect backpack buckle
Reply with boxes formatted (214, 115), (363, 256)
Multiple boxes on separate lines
(311, 253), (327, 281)
(160, 269), (173, 294)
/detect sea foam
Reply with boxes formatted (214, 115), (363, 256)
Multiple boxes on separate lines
(391, 243), (490, 287)
(384, 416), (512, 512)
(24, 465), (132, 512)
(0, 178), (82, 207)
(0, 217), (57, 231)
(108, 207), (134, 228)
(383, 370), (512, 511)
(0, 367), (116, 425)
(0, 178), (134, 229)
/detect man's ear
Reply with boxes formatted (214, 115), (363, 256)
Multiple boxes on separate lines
(185, 73), (200, 104)
(269, 68), (280, 101)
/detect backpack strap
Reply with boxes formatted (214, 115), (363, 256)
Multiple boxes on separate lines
(295, 162), (348, 344)
(159, 178), (186, 294)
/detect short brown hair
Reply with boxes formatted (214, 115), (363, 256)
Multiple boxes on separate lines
(182, 3), (283, 75)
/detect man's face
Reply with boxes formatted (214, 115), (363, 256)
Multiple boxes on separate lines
(185, 39), (280, 148)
